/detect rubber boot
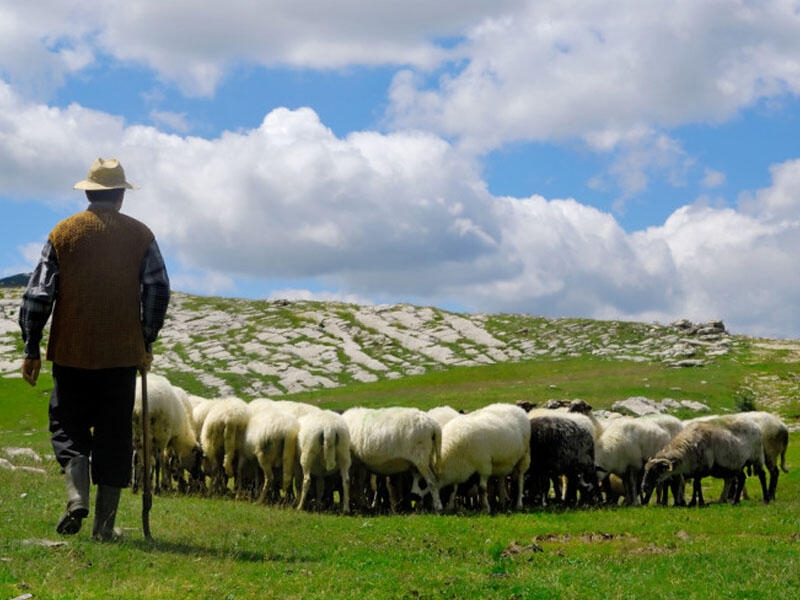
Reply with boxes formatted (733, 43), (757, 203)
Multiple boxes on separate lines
(55, 455), (90, 535)
(92, 485), (121, 541)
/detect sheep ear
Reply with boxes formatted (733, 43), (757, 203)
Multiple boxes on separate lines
(666, 460), (673, 472)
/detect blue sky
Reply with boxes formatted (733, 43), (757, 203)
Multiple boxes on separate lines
(2, 1), (800, 338)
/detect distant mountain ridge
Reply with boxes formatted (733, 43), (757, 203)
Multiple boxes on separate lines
(0, 273), (30, 287)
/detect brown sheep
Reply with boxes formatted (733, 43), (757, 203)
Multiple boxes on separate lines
(642, 419), (768, 506)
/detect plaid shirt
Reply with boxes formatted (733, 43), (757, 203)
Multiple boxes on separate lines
(19, 238), (171, 359)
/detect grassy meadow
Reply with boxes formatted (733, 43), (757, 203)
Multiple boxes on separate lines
(2, 349), (799, 599)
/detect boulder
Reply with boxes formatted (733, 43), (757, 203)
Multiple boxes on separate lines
(612, 396), (662, 416)
(679, 400), (710, 412)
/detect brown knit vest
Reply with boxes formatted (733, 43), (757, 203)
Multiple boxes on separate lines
(46, 207), (154, 369)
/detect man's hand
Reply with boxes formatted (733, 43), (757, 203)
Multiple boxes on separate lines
(22, 358), (41, 387)
(140, 352), (153, 373)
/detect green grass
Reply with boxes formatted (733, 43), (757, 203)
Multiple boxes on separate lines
(2, 355), (799, 599)
(291, 353), (798, 417)
(2, 455), (799, 599)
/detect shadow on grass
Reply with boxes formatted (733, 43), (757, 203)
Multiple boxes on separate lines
(126, 537), (317, 564)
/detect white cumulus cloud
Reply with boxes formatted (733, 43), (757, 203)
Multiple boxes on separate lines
(3, 1), (800, 338)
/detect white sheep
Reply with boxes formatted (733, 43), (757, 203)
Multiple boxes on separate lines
(700, 412), (788, 502)
(295, 409), (351, 514)
(238, 401), (299, 504)
(133, 374), (202, 493)
(735, 411), (789, 501)
(422, 403), (531, 513)
(594, 417), (671, 506)
(642, 418), (767, 506)
(271, 399), (323, 418)
(427, 405), (461, 427)
(638, 414), (685, 505)
(191, 396), (217, 441)
(343, 406), (443, 513)
(199, 396), (251, 495)
(640, 413), (684, 439)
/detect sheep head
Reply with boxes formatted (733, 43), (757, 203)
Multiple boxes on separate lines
(567, 399), (593, 414)
(641, 457), (674, 497)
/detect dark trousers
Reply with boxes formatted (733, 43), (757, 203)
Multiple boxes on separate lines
(49, 364), (137, 487)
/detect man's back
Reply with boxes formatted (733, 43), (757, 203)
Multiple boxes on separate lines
(47, 206), (154, 369)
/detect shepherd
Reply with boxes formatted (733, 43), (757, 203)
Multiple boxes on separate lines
(19, 157), (170, 541)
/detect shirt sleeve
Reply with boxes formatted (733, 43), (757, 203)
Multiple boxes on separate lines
(19, 241), (59, 359)
(140, 239), (170, 352)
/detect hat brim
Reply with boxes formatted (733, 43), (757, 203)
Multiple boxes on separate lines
(73, 180), (137, 190)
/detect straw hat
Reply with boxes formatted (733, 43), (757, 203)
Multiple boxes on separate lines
(73, 158), (137, 190)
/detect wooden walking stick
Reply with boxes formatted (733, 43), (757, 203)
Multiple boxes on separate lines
(140, 369), (153, 540)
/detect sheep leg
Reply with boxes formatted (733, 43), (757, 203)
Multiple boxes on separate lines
(767, 464), (779, 502)
(641, 482), (653, 505)
(690, 477), (705, 507)
(386, 475), (404, 514)
(623, 469), (633, 506)
(223, 452), (236, 481)
(514, 470), (526, 511)
(654, 483), (665, 506)
(564, 477), (578, 507)
(205, 451), (227, 496)
(658, 482), (671, 506)
(670, 477), (686, 507)
(516, 453), (531, 510)
(496, 475), (510, 508)
(339, 464), (350, 514)
(163, 448), (178, 492)
(255, 455), (272, 504)
(755, 465), (769, 504)
(727, 476), (738, 504)
(415, 464), (443, 513)
(479, 475), (492, 513)
(235, 456), (246, 501)
(313, 474), (326, 510)
(633, 467), (644, 506)
(552, 476), (564, 503)
(583, 471), (602, 506)
(719, 479), (729, 503)
(352, 467), (367, 510)
(369, 474), (380, 509)
(280, 439), (297, 504)
(442, 484), (457, 512)
(291, 461), (303, 505)
(297, 471), (312, 511)
(730, 470), (746, 504)
(624, 467), (641, 507)
(532, 473), (549, 507)
(213, 468), (228, 496)
(430, 484), (443, 513)
(600, 475), (617, 506)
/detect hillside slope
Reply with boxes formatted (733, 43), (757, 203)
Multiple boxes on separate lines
(1, 287), (768, 399)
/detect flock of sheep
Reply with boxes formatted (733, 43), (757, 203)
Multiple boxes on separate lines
(132, 374), (791, 514)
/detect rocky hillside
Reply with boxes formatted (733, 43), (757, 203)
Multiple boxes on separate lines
(1, 286), (772, 401)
